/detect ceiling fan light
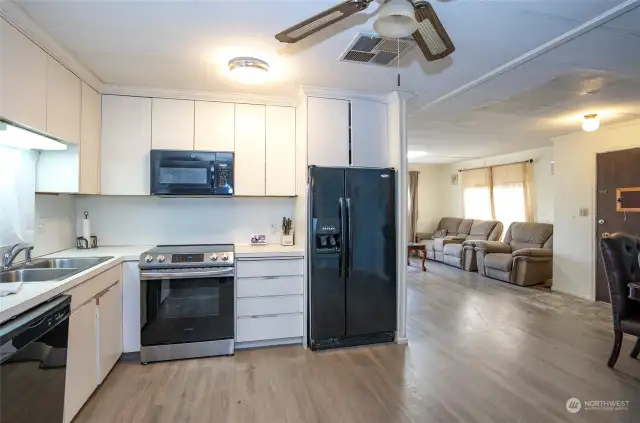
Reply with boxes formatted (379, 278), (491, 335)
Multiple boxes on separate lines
(374, 0), (418, 38)
(228, 57), (270, 84)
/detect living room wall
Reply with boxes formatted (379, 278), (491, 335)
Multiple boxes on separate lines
(441, 146), (555, 224)
(552, 118), (640, 300)
(409, 163), (448, 234)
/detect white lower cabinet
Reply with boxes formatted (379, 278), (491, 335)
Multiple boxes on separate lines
(63, 266), (123, 423)
(235, 257), (304, 346)
(237, 314), (304, 343)
(97, 281), (123, 383)
(64, 299), (99, 423)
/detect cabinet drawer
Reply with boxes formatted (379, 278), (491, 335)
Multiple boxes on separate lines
(237, 276), (303, 298)
(237, 296), (303, 317)
(237, 259), (303, 278)
(66, 265), (121, 311)
(236, 313), (303, 343)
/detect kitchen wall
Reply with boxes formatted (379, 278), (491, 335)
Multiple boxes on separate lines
(0, 145), (76, 258)
(75, 196), (296, 246)
(552, 119), (640, 300)
(34, 194), (76, 257)
(441, 146), (555, 223)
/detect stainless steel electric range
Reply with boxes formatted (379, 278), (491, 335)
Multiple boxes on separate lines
(138, 244), (235, 364)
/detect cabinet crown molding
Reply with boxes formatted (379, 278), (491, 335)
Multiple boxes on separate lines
(103, 85), (296, 107)
(0, 3), (103, 92)
(299, 86), (389, 103)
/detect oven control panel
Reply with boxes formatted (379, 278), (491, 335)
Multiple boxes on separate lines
(140, 250), (234, 268)
(172, 254), (204, 263)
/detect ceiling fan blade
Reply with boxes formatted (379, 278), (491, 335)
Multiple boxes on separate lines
(275, 0), (373, 44)
(412, 1), (455, 61)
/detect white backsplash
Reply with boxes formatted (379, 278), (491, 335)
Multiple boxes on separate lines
(75, 196), (296, 246)
(34, 194), (76, 257)
(0, 146), (36, 247)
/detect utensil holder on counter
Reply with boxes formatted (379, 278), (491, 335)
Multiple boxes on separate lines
(281, 231), (294, 246)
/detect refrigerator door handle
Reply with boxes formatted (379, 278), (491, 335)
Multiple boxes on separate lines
(339, 197), (347, 278)
(346, 197), (353, 278)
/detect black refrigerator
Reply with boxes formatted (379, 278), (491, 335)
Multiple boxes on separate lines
(307, 166), (397, 350)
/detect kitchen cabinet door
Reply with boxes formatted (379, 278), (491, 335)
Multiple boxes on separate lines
(101, 95), (152, 195)
(307, 97), (349, 167)
(98, 281), (123, 383)
(194, 101), (235, 151)
(266, 106), (296, 196)
(151, 98), (194, 150)
(0, 18), (48, 132)
(64, 300), (99, 423)
(234, 104), (266, 196)
(47, 56), (81, 144)
(79, 82), (101, 194)
(351, 99), (388, 168)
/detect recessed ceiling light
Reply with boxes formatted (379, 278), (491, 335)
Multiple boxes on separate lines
(408, 150), (428, 159)
(582, 113), (600, 132)
(228, 57), (270, 84)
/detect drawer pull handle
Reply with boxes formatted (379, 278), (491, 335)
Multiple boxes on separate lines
(264, 276), (279, 280)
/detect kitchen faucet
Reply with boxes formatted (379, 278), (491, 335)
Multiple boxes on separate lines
(1, 243), (34, 270)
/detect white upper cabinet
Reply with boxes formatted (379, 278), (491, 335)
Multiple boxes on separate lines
(351, 98), (388, 168)
(194, 101), (235, 151)
(101, 95), (152, 195)
(235, 104), (266, 196)
(47, 56), (81, 144)
(266, 106), (296, 196)
(151, 98), (194, 150)
(307, 97), (349, 167)
(80, 82), (101, 194)
(0, 18), (48, 132)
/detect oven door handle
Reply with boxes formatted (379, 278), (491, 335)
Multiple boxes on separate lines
(140, 268), (235, 280)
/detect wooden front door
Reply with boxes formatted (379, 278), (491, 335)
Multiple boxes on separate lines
(595, 148), (640, 302)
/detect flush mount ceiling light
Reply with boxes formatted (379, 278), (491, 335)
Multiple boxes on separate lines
(228, 57), (270, 84)
(0, 121), (67, 151)
(374, 0), (419, 39)
(582, 113), (600, 132)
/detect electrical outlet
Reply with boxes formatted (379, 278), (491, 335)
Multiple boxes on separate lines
(270, 223), (278, 235)
(579, 208), (589, 217)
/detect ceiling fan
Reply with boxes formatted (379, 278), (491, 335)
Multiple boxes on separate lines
(275, 0), (455, 62)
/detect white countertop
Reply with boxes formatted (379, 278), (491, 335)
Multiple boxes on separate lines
(46, 245), (154, 262)
(235, 244), (304, 259)
(0, 256), (123, 324)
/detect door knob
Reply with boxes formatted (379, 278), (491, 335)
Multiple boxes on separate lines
(598, 219), (605, 225)
(602, 232), (611, 238)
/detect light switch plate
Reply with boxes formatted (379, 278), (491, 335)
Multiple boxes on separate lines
(579, 208), (589, 217)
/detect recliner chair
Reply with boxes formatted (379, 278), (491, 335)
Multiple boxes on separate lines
(475, 222), (553, 286)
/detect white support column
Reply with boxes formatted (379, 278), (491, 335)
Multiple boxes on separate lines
(388, 91), (412, 343)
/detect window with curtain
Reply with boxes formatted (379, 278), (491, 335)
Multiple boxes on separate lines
(461, 162), (533, 234)
(461, 168), (493, 220)
(492, 162), (532, 235)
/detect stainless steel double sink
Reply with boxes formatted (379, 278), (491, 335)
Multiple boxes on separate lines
(0, 257), (113, 283)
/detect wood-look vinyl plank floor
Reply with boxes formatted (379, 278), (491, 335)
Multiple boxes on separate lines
(74, 260), (640, 423)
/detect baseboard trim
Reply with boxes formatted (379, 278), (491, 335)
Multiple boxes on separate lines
(396, 337), (409, 345)
(235, 337), (303, 350)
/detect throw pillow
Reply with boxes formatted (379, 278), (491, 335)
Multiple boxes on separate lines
(434, 229), (447, 238)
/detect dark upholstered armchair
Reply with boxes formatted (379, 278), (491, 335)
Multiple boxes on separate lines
(599, 233), (640, 368)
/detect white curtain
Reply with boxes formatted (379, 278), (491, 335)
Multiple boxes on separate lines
(492, 162), (533, 235)
(462, 168), (493, 220)
(0, 145), (36, 246)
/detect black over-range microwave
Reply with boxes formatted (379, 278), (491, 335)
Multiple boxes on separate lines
(150, 150), (234, 196)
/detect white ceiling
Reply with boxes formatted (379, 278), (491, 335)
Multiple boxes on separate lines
(12, 0), (640, 163)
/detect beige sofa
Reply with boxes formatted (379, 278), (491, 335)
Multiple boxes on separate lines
(475, 222), (553, 286)
(417, 217), (503, 270)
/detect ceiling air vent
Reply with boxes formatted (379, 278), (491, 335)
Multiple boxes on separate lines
(339, 33), (415, 67)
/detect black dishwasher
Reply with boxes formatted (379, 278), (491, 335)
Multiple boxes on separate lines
(0, 295), (71, 423)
